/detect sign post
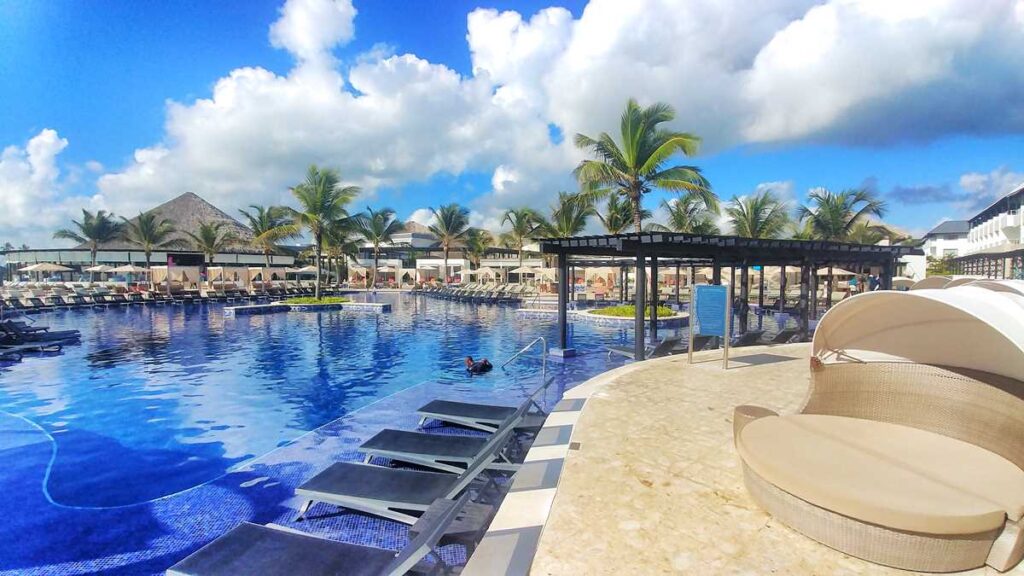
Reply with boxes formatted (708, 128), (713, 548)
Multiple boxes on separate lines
(690, 284), (730, 369)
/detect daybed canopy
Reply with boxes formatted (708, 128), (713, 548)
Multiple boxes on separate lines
(910, 276), (951, 290)
(812, 286), (1024, 382)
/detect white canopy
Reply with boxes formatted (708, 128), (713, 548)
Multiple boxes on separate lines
(84, 264), (114, 273)
(416, 264), (438, 270)
(377, 265), (397, 272)
(891, 276), (915, 290)
(910, 276), (951, 290)
(816, 267), (855, 277)
(509, 266), (536, 274)
(944, 277), (978, 289)
(963, 279), (1024, 297)
(812, 287), (1024, 382)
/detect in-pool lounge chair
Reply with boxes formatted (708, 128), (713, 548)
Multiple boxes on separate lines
(294, 403), (522, 524)
(606, 335), (683, 360)
(415, 378), (552, 433)
(731, 329), (766, 348)
(360, 381), (552, 473)
(763, 326), (799, 344)
(168, 493), (470, 576)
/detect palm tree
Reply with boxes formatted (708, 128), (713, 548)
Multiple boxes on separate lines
(538, 192), (596, 237)
(121, 211), (184, 277)
(725, 191), (790, 239)
(428, 203), (470, 285)
(323, 218), (359, 287)
(184, 221), (238, 269)
(499, 208), (542, 269)
(789, 219), (816, 240)
(464, 228), (494, 268)
(53, 209), (124, 266)
(650, 195), (720, 234)
(238, 205), (295, 268)
(574, 98), (714, 232)
(354, 207), (404, 288)
(2, 242), (13, 251)
(288, 165), (361, 299)
(796, 188), (887, 241)
(597, 194), (651, 234)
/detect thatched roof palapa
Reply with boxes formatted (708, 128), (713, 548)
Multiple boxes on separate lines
(83, 192), (259, 253)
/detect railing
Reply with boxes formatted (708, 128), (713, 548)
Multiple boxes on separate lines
(501, 336), (547, 383)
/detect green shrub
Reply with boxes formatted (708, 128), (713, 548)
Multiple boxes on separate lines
(283, 296), (350, 305)
(589, 304), (674, 318)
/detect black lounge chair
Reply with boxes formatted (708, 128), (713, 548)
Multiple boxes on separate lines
(0, 340), (64, 358)
(294, 404), (523, 524)
(415, 377), (551, 433)
(764, 327), (799, 344)
(1, 321), (79, 343)
(168, 493), (470, 576)
(359, 381), (552, 473)
(606, 335), (683, 360)
(731, 330), (766, 348)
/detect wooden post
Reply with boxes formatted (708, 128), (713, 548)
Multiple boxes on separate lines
(757, 267), (764, 310)
(810, 262), (818, 319)
(779, 265), (787, 312)
(739, 262), (749, 333)
(675, 263), (681, 305)
(799, 261), (810, 339)
(688, 267), (695, 364)
(826, 266), (833, 308)
(712, 260), (721, 285)
(634, 247), (647, 360)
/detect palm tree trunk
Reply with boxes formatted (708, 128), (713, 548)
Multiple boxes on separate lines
(146, 252), (152, 289)
(443, 245), (449, 286)
(631, 192), (643, 233)
(314, 234), (322, 300)
(371, 247), (379, 289)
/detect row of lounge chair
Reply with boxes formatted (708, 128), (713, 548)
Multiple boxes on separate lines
(606, 327), (804, 360)
(418, 283), (537, 304)
(170, 380), (553, 575)
(0, 286), (350, 313)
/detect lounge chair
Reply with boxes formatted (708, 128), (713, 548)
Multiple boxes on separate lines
(764, 327), (799, 344)
(1, 321), (79, 343)
(731, 330), (766, 348)
(294, 404), (523, 524)
(415, 379), (552, 433)
(606, 335), (683, 360)
(359, 381), (552, 473)
(168, 493), (470, 576)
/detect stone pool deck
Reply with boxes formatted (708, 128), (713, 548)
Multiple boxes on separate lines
(527, 343), (1022, 576)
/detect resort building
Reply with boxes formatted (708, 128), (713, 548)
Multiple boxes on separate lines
(922, 220), (970, 259)
(0, 192), (295, 281)
(951, 182), (1024, 277)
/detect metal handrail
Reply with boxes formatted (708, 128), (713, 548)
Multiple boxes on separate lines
(501, 336), (547, 382)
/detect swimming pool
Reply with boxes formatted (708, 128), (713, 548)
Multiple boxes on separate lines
(0, 293), (797, 574)
(0, 293), (650, 574)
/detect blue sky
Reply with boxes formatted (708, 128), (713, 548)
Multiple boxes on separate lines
(2, 0), (1024, 247)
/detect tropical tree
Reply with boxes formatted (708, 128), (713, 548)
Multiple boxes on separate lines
(499, 207), (542, 269)
(537, 192), (596, 237)
(796, 188), (887, 241)
(288, 165), (361, 299)
(428, 203), (471, 285)
(725, 191), (790, 239)
(464, 228), (494, 268)
(121, 211), (184, 274)
(53, 209), (124, 266)
(2, 242), (13, 251)
(184, 221), (238, 268)
(323, 218), (359, 287)
(649, 195), (720, 234)
(354, 207), (404, 288)
(845, 221), (886, 245)
(574, 98), (714, 232)
(238, 205), (295, 268)
(597, 193), (651, 234)
(789, 219), (816, 240)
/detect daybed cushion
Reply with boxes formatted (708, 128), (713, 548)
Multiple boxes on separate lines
(738, 414), (1024, 535)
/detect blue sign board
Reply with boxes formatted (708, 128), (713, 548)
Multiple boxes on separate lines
(694, 284), (728, 337)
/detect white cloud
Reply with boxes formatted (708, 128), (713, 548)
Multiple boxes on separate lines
(958, 167), (1024, 211)
(406, 208), (435, 226)
(0, 129), (106, 248)
(269, 0), (356, 66)
(11, 0), (1024, 248)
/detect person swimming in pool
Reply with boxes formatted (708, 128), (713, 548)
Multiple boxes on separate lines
(465, 356), (493, 374)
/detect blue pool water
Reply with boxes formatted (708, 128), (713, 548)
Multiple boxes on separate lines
(0, 293), (795, 574)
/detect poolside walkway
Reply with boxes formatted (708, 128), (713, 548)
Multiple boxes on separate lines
(528, 343), (1022, 575)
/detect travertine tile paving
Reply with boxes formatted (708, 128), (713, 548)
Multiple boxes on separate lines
(531, 343), (1020, 575)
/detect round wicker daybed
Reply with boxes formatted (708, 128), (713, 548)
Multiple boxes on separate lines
(734, 283), (1024, 572)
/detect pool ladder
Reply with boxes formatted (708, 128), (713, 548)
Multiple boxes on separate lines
(501, 336), (548, 383)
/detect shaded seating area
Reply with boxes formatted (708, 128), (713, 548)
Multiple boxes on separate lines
(734, 284), (1024, 572)
(538, 232), (920, 359)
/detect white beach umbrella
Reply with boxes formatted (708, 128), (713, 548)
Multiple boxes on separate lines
(110, 264), (150, 274)
(817, 267), (856, 277)
(416, 264), (438, 270)
(509, 266), (536, 275)
(475, 267), (498, 278)
(377, 265), (397, 272)
(20, 263), (72, 273)
(84, 264), (114, 273)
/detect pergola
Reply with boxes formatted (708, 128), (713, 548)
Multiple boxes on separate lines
(539, 232), (922, 360)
